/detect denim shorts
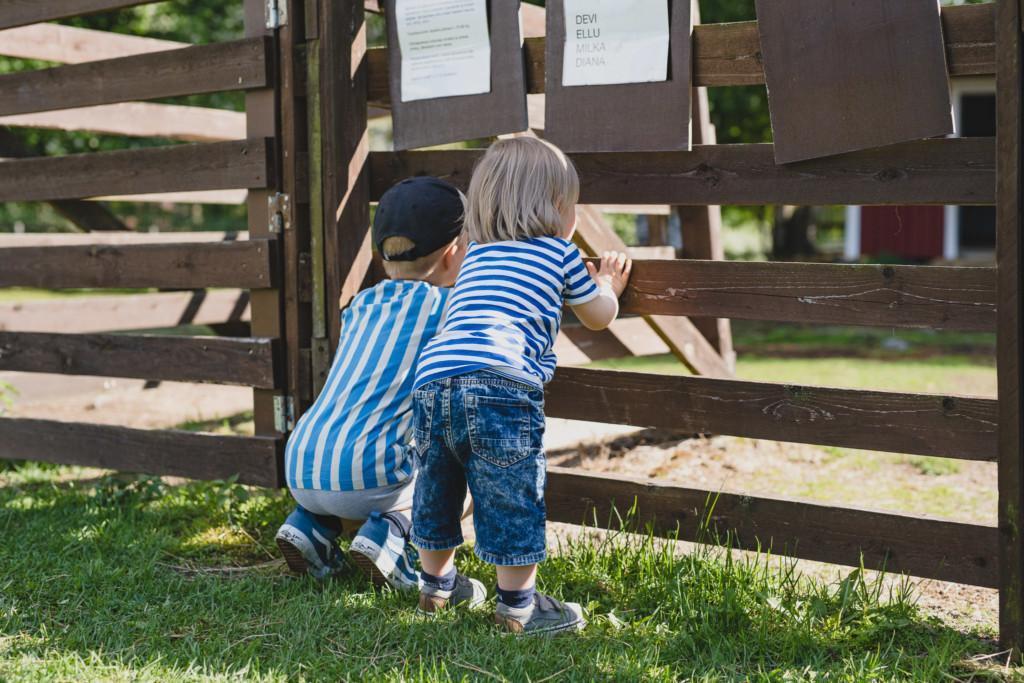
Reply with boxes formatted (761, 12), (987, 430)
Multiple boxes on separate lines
(410, 370), (547, 566)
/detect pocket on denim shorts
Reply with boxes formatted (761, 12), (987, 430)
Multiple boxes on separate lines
(465, 394), (532, 467)
(413, 389), (435, 456)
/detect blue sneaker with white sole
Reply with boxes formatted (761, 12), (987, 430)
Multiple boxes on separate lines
(349, 511), (420, 591)
(275, 506), (347, 580)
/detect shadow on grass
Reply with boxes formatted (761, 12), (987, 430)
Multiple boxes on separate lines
(0, 467), (1009, 682)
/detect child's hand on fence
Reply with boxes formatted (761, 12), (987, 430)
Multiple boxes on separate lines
(587, 251), (632, 298)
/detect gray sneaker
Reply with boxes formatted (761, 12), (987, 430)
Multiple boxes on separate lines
(417, 574), (487, 616)
(494, 593), (586, 635)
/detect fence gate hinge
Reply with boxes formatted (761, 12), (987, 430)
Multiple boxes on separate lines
(273, 395), (296, 432)
(268, 192), (291, 233)
(266, 0), (288, 29)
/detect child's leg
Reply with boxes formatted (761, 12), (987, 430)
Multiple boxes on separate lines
(458, 375), (586, 634)
(496, 564), (537, 591)
(411, 381), (486, 612)
(420, 548), (457, 577)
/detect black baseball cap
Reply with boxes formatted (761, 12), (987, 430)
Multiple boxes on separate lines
(372, 176), (465, 262)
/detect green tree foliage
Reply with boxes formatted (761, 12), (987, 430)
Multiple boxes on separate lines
(0, 1), (246, 233)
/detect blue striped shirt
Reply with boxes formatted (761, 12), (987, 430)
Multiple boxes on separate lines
(285, 280), (449, 491)
(415, 237), (599, 388)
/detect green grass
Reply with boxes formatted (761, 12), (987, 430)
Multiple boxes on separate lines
(591, 353), (997, 397)
(731, 322), (996, 356)
(0, 464), (1013, 682)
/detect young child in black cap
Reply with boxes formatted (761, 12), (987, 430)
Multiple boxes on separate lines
(274, 177), (485, 606)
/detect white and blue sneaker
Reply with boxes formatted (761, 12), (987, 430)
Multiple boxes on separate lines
(349, 511), (420, 591)
(275, 506), (347, 580)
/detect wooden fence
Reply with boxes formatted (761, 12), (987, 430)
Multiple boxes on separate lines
(0, 0), (289, 487)
(1, 0), (1023, 651)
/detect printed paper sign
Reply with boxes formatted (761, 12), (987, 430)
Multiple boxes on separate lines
(396, 0), (492, 102)
(562, 0), (670, 87)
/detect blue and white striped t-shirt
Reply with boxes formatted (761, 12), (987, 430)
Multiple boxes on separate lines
(415, 237), (599, 389)
(285, 279), (450, 491)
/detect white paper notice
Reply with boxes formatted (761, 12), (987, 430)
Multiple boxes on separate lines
(396, 0), (492, 103)
(562, 0), (670, 87)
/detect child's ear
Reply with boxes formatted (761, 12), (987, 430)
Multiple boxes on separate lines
(446, 240), (461, 264)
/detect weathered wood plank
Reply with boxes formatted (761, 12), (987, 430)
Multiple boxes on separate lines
(0, 418), (281, 487)
(0, 240), (275, 289)
(0, 1), (157, 30)
(996, 0), (1024, 653)
(558, 317), (670, 365)
(0, 290), (250, 334)
(546, 467), (998, 587)
(0, 139), (272, 202)
(0, 103), (246, 143)
(368, 138), (995, 207)
(243, 0), (282, 438)
(612, 260), (997, 332)
(574, 205), (732, 378)
(0, 38), (270, 117)
(96, 190), (248, 204)
(0, 232), (248, 248)
(0, 22), (182, 63)
(546, 367), (998, 460)
(0, 127), (128, 232)
(366, 4), (996, 103)
(679, 62), (735, 369)
(0, 332), (276, 388)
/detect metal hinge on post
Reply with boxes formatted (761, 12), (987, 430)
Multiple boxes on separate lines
(268, 192), (291, 234)
(265, 0), (288, 29)
(273, 395), (296, 432)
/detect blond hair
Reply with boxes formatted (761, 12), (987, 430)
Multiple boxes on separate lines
(380, 236), (440, 280)
(465, 137), (579, 244)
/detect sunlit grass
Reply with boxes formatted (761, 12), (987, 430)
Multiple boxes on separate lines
(0, 465), (1014, 681)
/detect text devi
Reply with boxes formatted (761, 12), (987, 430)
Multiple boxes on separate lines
(575, 13), (600, 39)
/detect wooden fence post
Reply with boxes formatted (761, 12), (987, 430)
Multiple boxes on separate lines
(244, 0), (284, 445)
(319, 0), (370, 354)
(997, 0), (1024, 655)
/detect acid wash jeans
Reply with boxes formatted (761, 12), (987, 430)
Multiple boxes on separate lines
(410, 369), (547, 566)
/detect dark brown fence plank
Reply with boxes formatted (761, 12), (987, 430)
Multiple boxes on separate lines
(0, 332), (276, 387)
(369, 138), (995, 207)
(366, 3), (995, 103)
(0, 240), (275, 289)
(546, 367), (998, 461)
(546, 467), (998, 587)
(0, 139), (272, 201)
(0, 38), (270, 117)
(0, 1), (155, 30)
(995, 0), (1024, 651)
(0, 290), (250, 334)
(611, 260), (996, 332)
(0, 418), (281, 487)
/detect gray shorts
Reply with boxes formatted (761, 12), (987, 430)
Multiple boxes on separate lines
(289, 472), (416, 520)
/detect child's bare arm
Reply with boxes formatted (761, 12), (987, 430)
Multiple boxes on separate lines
(570, 251), (632, 331)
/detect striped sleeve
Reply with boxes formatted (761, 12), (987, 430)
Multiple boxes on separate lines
(562, 242), (600, 305)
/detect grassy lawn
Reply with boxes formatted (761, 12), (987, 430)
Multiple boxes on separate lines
(0, 462), (1013, 682)
(592, 321), (997, 399)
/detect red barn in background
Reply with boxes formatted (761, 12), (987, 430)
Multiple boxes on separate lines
(843, 79), (995, 263)
(859, 206), (945, 260)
